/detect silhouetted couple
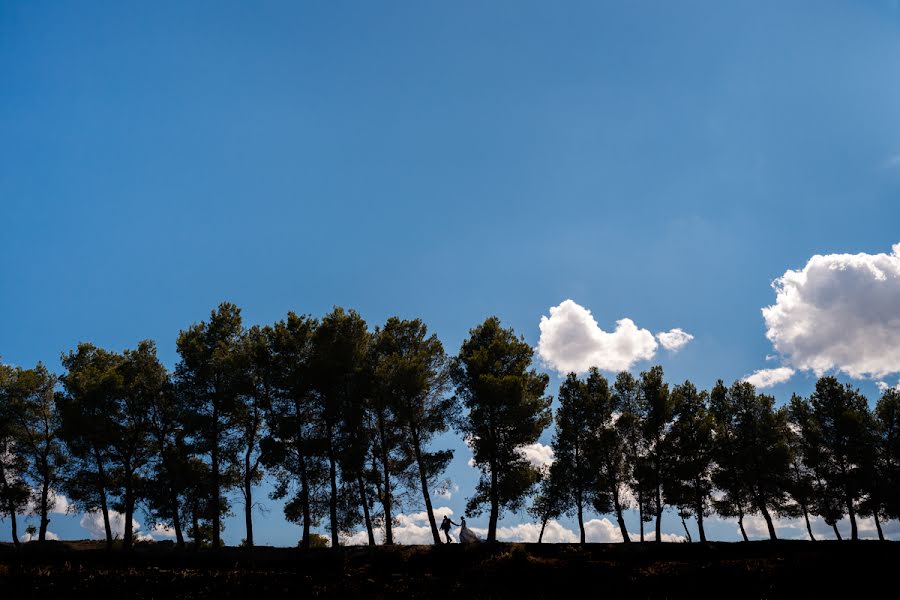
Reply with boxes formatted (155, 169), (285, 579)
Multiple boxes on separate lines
(440, 515), (480, 544)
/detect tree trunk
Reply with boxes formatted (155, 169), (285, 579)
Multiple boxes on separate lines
(94, 451), (113, 550)
(488, 460), (499, 542)
(211, 403), (221, 549)
(244, 448), (254, 548)
(737, 505), (748, 542)
(655, 481), (663, 543)
(577, 491), (585, 545)
(680, 513), (692, 543)
(191, 498), (201, 547)
(411, 430), (441, 545)
(832, 523), (843, 540)
(299, 452), (311, 549)
(846, 493), (858, 541)
(379, 416), (393, 545)
(873, 512), (884, 541)
(294, 402), (311, 549)
(169, 486), (184, 548)
(802, 504), (815, 541)
(638, 488), (644, 542)
(327, 422), (339, 548)
(0, 459), (19, 547)
(695, 480), (706, 542)
(358, 476), (375, 546)
(39, 477), (50, 541)
(759, 502), (778, 540)
(612, 485), (630, 543)
(538, 516), (548, 544)
(123, 477), (135, 550)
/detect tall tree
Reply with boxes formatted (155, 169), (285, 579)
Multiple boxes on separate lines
(58, 344), (121, 549)
(550, 370), (605, 543)
(638, 365), (675, 542)
(0, 362), (30, 546)
(144, 380), (192, 548)
(710, 380), (753, 541)
(613, 371), (649, 541)
(665, 380), (714, 542)
(592, 373), (631, 542)
(309, 307), (371, 547)
(785, 397), (818, 541)
(110, 340), (166, 549)
(451, 316), (552, 541)
(373, 317), (456, 545)
(801, 377), (873, 541)
(176, 302), (246, 548)
(721, 381), (792, 540)
(262, 312), (326, 549)
(874, 388), (900, 525)
(528, 464), (566, 543)
(7, 364), (66, 541)
(236, 325), (274, 547)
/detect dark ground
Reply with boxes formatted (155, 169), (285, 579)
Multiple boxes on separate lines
(0, 539), (893, 599)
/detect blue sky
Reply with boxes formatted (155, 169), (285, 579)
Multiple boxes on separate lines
(3, 1), (900, 544)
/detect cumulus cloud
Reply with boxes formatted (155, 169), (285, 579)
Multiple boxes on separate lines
(80, 510), (147, 541)
(762, 243), (900, 379)
(21, 530), (59, 542)
(742, 367), (795, 389)
(537, 300), (662, 374)
(517, 443), (555, 469)
(24, 489), (69, 516)
(344, 507), (455, 545)
(469, 518), (683, 543)
(656, 328), (694, 352)
(876, 380), (900, 393)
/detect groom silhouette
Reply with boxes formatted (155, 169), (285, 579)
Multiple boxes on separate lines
(440, 515), (459, 543)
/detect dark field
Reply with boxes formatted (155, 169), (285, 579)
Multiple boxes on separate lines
(0, 540), (894, 599)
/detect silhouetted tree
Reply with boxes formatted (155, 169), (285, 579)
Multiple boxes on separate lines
(144, 380), (191, 548)
(638, 365), (675, 542)
(550, 370), (606, 543)
(785, 397), (818, 541)
(110, 340), (166, 549)
(262, 312), (326, 549)
(176, 302), (245, 548)
(665, 380), (714, 542)
(874, 388), (900, 526)
(452, 317), (552, 542)
(6, 364), (65, 541)
(529, 464), (566, 543)
(613, 371), (649, 541)
(720, 381), (792, 540)
(236, 325), (274, 548)
(710, 380), (753, 541)
(0, 361), (30, 546)
(369, 317), (453, 545)
(374, 318), (456, 546)
(58, 344), (121, 549)
(310, 307), (371, 546)
(800, 377), (873, 541)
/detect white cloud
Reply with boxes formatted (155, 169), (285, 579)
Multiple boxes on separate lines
(344, 507), (455, 545)
(656, 328), (694, 352)
(24, 488), (69, 516)
(517, 443), (555, 469)
(763, 243), (900, 379)
(877, 380), (900, 393)
(537, 300), (660, 374)
(21, 530), (59, 542)
(80, 510), (142, 541)
(742, 367), (795, 389)
(149, 522), (177, 539)
(469, 518), (682, 543)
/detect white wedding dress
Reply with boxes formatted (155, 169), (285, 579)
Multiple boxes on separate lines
(458, 519), (481, 544)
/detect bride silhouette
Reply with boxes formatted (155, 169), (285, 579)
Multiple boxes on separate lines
(458, 517), (481, 544)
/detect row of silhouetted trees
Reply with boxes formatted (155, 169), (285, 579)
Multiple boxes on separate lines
(1, 303), (899, 548)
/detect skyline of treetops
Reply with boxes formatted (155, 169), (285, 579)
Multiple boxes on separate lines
(2, 301), (899, 547)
